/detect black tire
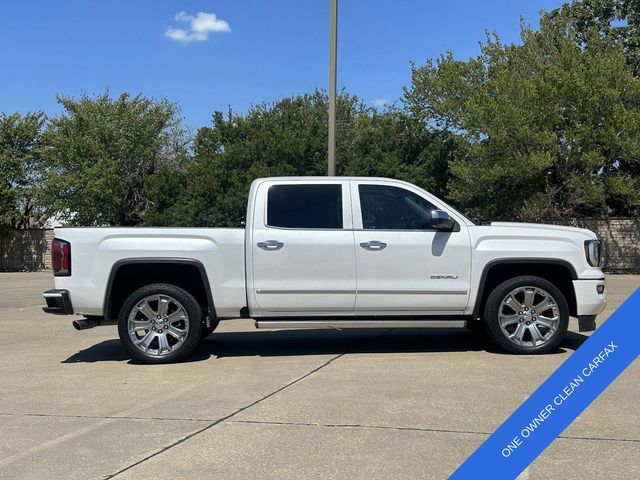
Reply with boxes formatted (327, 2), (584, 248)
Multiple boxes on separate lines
(118, 283), (203, 364)
(201, 320), (220, 340)
(484, 275), (569, 354)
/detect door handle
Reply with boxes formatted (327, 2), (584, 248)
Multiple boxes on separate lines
(360, 240), (387, 251)
(257, 240), (284, 251)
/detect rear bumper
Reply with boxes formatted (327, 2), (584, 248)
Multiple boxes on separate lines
(573, 278), (606, 318)
(42, 289), (74, 315)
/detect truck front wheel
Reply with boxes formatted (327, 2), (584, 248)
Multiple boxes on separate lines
(484, 276), (569, 354)
(118, 283), (203, 364)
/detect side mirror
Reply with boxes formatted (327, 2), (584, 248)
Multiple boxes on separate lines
(430, 210), (455, 231)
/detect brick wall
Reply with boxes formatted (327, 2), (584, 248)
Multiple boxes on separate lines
(0, 229), (53, 272)
(553, 218), (640, 274)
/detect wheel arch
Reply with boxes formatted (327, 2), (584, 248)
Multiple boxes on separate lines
(104, 258), (215, 321)
(473, 258), (577, 320)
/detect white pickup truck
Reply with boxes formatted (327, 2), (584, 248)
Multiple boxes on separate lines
(42, 177), (606, 363)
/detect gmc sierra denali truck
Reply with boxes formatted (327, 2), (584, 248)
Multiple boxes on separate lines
(42, 177), (606, 363)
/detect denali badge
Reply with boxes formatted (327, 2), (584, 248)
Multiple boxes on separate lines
(431, 275), (459, 280)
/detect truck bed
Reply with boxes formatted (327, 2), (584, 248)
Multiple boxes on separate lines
(52, 227), (246, 318)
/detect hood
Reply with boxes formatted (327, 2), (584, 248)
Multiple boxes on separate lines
(487, 222), (597, 239)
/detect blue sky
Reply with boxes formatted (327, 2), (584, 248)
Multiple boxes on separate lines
(1, 1), (566, 128)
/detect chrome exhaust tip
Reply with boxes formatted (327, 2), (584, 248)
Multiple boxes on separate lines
(72, 317), (116, 330)
(72, 319), (94, 330)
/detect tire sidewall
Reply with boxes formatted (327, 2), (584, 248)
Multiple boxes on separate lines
(118, 283), (203, 364)
(484, 276), (569, 354)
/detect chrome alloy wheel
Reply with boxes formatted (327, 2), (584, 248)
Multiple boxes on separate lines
(127, 294), (190, 357)
(498, 286), (560, 348)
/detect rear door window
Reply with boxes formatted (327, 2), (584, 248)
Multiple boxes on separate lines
(267, 185), (343, 229)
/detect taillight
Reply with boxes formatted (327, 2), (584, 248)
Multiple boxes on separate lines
(52, 238), (71, 276)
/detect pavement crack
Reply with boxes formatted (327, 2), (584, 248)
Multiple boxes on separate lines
(0, 412), (211, 423)
(0, 384), (200, 470)
(228, 419), (640, 444)
(104, 328), (394, 479)
(103, 352), (346, 478)
(557, 434), (640, 444)
(230, 419), (492, 437)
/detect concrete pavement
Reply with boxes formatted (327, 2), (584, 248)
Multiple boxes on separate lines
(0, 272), (637, 479)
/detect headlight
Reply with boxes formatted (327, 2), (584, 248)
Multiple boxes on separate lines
(584, 239), (601, 267)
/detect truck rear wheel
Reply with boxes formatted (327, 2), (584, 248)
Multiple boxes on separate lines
(484, 276), (569, 354)
(118, 283), (203, 364)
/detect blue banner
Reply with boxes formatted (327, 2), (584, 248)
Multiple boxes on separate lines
(451, 288), (640, 479)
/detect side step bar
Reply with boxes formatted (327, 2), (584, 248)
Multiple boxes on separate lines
(255, 320), (466, 330)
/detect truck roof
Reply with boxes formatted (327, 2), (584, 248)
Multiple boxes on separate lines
(255, 176), (398, 182)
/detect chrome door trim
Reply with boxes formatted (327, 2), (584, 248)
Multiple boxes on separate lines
(256, 289), (467, 295)
(256, 289), (356, 294)
(355, 306), (463, 312)
(358, 289), (468, 295)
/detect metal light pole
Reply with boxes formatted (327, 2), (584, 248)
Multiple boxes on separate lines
(327, 0), (338, 176)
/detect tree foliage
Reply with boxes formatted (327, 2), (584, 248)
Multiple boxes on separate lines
(144, 91), (454, 227)
(404, 10), (640, 221)
(341, 109), (454, 200)
(40, 91), (185, 226)
(545, 0), (640, 75)
(147, 91), (345, 227)
(0, 112), (45, 233)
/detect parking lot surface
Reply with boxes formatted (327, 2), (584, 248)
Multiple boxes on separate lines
(0, 272), (637, 479)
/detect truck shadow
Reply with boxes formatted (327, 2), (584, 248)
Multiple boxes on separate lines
(61, 329), (590, 364)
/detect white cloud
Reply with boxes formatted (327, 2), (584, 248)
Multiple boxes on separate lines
(372, 98), (390, 107)
(165, 11), (230, 43)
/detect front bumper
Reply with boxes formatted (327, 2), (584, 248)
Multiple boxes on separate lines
(42, 289), (74, 315)
(573, 279), (606, 331)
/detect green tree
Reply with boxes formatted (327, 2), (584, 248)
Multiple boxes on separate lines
(404, 15), (640, 221)
(545, 0), (640, 75)
(41, 91), (185, 226)
(0, 112), (45, 234)
(146, 91), (362, 227)
(145, 91), (455, 227)
(342, 108), (454, 200)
